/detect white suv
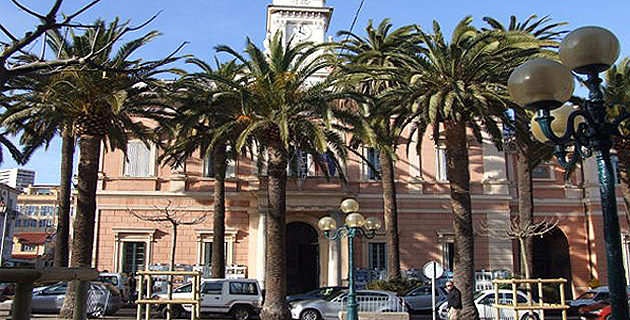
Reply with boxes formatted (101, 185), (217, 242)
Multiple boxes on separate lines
(175, 278), (262, 320)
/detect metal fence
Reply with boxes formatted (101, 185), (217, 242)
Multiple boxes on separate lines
(340, 294), (407, 313)
(86, 284), (111, 318)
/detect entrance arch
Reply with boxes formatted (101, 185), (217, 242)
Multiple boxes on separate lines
(286, 222), (319, 295)
(533, 227), (573, 298)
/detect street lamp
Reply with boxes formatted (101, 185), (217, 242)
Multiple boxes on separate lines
(508, 26), (630, 320)
(318, 198), (382, 320)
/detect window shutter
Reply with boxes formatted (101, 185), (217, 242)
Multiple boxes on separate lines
(125, 141), (152, 177)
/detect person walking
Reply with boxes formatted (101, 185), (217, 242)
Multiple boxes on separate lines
(446, 281), (462, 320)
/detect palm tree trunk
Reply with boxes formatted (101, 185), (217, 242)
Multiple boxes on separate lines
(379, 152), (401, 281)
(54, 125), (75, 268)
(60, 134), (100, 320)
(516, 147), (534, 277)
(211, 144), (227, 278)
(260, 145), (291, 320)
(445, 121), (479, 320)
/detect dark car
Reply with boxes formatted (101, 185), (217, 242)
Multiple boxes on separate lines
(286, 286), (347, 303)
(402, 284), (448, 313)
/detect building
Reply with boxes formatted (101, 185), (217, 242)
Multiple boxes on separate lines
(0, 183), (20, 266)
(11, 231), (54, 267)
(0, 168), (35, 191)
(14, 185), (68, 233)
(91, 0), (628, 298)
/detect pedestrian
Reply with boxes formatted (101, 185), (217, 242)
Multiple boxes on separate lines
(446, 281), (462, 320)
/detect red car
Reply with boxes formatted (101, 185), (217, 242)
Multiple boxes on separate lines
(579, 298), (630, 320)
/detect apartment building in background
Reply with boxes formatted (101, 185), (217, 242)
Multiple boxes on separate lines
(0, 168), (35, 192)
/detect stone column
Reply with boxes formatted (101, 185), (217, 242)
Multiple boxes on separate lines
(327, 210), (342, 286)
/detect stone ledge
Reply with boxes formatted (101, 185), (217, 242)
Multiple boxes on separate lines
(338, 311), (410, 320)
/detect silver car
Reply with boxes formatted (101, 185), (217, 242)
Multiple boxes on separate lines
(289, 289), (405, 320)
(31, 282), (122, 316)
(437, 289), (542, 320)
(402, 284), (448, 313)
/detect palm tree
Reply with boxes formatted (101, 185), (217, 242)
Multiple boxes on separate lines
(387, 17), (545, 319)
(3, 19), (174, 320)
(212, 32), (349, 320)
(2, 53), (78, 269)
(482, 14), (566, 280)
(334, 19), (418, 281)
(160, 58), (246, 279)
(605, 57), (630, 228)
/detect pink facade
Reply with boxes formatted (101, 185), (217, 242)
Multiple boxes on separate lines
(92, 124), (629, 297)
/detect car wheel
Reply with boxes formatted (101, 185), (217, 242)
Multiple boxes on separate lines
(300, 309), (322, 320)
(520, 313), (539, 320)
(231, 305), (253, 320)
(161, 305), (183, 319)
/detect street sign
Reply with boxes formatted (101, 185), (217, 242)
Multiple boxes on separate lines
(423, 260), (443, 279)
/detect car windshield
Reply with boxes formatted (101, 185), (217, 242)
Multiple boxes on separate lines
(324, 290), (345, 301)
(577, 292), (596, 300)
(473, 291), (486, 300)
(98, 275), (118, 286)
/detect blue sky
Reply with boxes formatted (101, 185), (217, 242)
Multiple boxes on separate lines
(1, 0), (629, 184)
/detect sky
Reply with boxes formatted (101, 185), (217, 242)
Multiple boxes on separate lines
(1, 0), (629, 184)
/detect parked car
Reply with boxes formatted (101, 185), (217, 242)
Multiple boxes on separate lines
(287, 286), (347, 303)
(289, 289), (406, 320)
(31, 282), (122, 316)
(577, 293), (630, 319)
(569, 286), (612, 311)
(177, 278), (263, 320)
(97, 272), (130, 303)
(152, 282), (193, 319)
(437, 289), (542, 320)
(402, 284), (448, 313)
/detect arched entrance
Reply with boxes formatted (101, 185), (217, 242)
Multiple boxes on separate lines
(533, 227), (573, 299)
(286, 222), (319, 295)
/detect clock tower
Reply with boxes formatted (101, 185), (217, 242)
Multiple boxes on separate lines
(264, 0), (333, 48)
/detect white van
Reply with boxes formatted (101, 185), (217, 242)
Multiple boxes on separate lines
(172, 279), (262, 320)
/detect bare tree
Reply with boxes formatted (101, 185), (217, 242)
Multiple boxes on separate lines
(127, 200), (208, 271)
(479, 215), (557, 280)
(0, 0), (102, 88)
(127, 200), (208, 320)
(479, 216), (558, 317)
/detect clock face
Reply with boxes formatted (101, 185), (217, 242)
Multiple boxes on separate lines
(292, 24), (312, 41)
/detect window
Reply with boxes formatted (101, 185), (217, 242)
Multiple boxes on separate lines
(201, 282), (223, 295)
(203, 242), (228, 268)
(196, 229), (237, 267)
(21, 244), (36, 252)
(365, 148), (381, 180)
(445, 241), (455, 271)
(40, 206), (54, 216)
(368, 242), (387, 270)
(174, 283), (192, 293)
(124, 141), (153, 177)
(289, 150), (311, 178)
(229, 282), (258, 295)
(436, 147), (448, 181)
(122, 242), (145, 275)
(532, 163), (552, 179)
(203, 153), (236, 178)
(25, 206), (36, 216)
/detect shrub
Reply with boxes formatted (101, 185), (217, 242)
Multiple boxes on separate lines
(366, 279), (423, 295)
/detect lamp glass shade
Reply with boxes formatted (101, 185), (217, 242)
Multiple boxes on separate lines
(345, 212), (366, 228)
(560, 26), (620, 74)
(365, 217), (382, 231)
(508, 59), (574, 109)
(340, 198), (360, 214)
(318, 216), (337, 231)
(530, 104), (584, 143)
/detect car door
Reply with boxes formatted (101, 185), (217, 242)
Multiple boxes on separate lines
(32, 283), (67, 313)
(405, 286), (433, 311)
(200, 281), (225, 313)
(476, 292), (496, 320)
(323, 293), (345, 320)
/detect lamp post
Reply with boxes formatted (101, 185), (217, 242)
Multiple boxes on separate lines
(0, 198), (7, 267)
(318, 198), (382, 320)
(508, 26), (630, 320)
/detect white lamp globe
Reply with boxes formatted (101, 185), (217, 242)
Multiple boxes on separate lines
(345, 213), (366, 228)
(340, 198), (360, 214)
